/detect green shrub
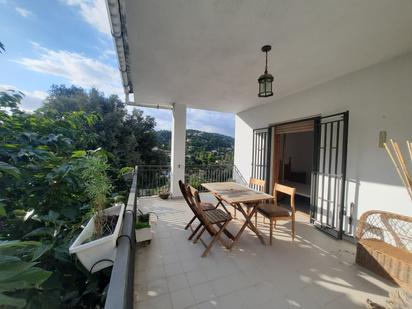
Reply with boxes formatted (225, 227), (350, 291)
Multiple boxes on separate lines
(80, 153), (112, 238)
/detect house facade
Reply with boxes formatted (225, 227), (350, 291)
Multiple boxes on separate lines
(105, 0), (412, 239)
(235, 52), (412, 237)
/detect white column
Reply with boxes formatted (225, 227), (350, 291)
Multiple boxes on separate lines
(170, 103), (186, 197)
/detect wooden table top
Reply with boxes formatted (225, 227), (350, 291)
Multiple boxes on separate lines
(202, 182), (274, 204)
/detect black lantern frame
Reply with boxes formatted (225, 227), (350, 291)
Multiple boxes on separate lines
(258, 45), (274, 98)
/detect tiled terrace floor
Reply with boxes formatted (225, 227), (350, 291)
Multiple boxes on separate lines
(134, 195), (395, 309)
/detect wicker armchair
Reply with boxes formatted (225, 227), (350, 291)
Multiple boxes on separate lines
(356, 210), (412, 290)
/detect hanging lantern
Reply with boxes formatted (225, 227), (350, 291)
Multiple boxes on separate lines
(258, 45), (274, 98)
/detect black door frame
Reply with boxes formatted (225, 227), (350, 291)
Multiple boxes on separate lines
(251, 112), (349, 240)
(311, 111), (349, 239)
(251, 127), (272, 193)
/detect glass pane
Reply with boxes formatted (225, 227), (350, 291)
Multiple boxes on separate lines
(266, 81), (272, 92)
(259, 81), (264, 93)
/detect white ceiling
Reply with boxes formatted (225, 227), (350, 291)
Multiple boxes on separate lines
(123, 0), (412, 113)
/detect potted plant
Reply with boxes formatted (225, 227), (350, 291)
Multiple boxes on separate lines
(135, 210), (157, 245)
(69, 154), (125, 273)
(158, 185), (170, 200)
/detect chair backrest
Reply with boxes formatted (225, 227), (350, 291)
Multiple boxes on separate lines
(188, 185), (201, 203)
(179, 180), (209, 224)
(249, 178), (265, 192)
(356, 210), (412, 251)
(179, 180), (198, 214)
(274, 183), (296, 213)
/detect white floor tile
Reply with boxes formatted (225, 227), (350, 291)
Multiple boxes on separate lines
(136, 293), (173, 309)
(134, 197), (393, 309)
(164, 261), (184, 277)
(167, 273), (189, 293)
(210, 272), (252, 297)
(190, 282), (216, 303)
(170, 287), (196, 309)
(185, 269), (209, 286)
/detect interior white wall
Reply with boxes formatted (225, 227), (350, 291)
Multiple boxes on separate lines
(234, 52), (412, 226)
(283, 132), (314, 183)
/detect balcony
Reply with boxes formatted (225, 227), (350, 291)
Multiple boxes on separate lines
(135, 165), (246, 197)
(132, 194), (393, 309)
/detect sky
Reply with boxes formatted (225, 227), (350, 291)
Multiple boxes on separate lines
(0, 0), (235, 137)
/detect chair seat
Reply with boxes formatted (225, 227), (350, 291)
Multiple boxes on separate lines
(359, 239), (412, 264)
(199, 202), (215, 211)
(205, 209), (232, 224)
(257, 203), (291, 218)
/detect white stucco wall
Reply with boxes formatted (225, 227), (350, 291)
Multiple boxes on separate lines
(235, 52), (412, 226)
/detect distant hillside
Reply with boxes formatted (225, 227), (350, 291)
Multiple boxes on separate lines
(156, 129), (234, 165)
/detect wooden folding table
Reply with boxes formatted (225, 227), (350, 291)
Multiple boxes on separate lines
(202, 182), (274, 248)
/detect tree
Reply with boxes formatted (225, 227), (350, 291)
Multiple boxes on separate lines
(0, 46), (115, 308)
(39, 85), (169, 169)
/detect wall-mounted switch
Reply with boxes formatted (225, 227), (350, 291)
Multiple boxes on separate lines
(378, 131), (387, 148)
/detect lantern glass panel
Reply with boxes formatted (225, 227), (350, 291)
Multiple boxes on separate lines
(259, 80), (264, 94)
(266, 80), (272, 92)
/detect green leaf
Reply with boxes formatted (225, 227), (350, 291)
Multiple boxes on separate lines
(71, 150), (86, 158)
(31, 243), (53, 261)
(40, 210), (60, 223)
(1, 144), (20, 149)
(0, 205), (5, 217)
(0, 267), (51, 292)
(0, 161), (20, 178)
(135, 222), (150, 229)
(0, 241), (41, 256)
(0, 293), (26, 308)
(118, 166), (134, 176)
(12, 209), (26, 217)
(61, 207), (77, 221)
(0, 256), (37, 281)
(23, 227), (54, 239)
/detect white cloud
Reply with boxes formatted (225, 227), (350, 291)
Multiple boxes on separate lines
(126, 106), (234, 137)
(16, 7), (33, 17)
(187, 108), (235, 137)
(99, 48), (116, 61)
(0, 84), (47, 111)
(65, 0), (111, 36)
(17, 43), (122, 96)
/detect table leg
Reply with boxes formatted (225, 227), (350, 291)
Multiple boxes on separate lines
(214, 199), (224, 209)
(229, 203), (266, 249)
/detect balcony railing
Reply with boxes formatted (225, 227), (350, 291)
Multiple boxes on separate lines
(104, 168), (137, 309)
(136, 165), (171, 196)
(135, 164), (247, 196)
(185, 165), (234, 192)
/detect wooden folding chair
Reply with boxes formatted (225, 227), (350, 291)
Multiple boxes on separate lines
(183, 185), (216, 231)
(179, 180), (232, 257)
(257, 183), (296, 245)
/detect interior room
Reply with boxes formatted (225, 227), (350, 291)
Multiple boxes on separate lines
(274, 122), (315, 215)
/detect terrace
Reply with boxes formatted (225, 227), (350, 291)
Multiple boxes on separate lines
(133, 194), (393, 309)
(104, 169), (397, 309)
(102, 1), (412, 308)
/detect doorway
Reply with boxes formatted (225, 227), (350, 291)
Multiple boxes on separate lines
(250, 112), (349, 239)
(271, 119), (315, 217)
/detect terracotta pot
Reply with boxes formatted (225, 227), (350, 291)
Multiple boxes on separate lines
(159, 192), (170, 200)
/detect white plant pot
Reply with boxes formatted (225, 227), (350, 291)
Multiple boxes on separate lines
(69, 204), (125, 273)
(135, 227), (152, 243)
